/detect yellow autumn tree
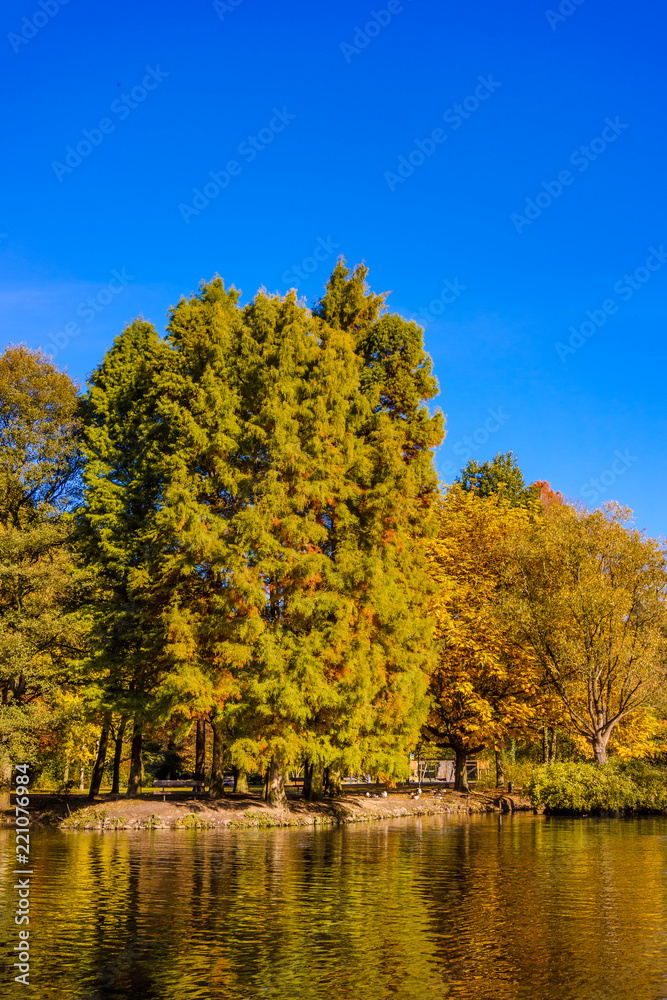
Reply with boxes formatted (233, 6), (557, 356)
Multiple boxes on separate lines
(502, 501), (667, 764)
(425, 485), (551, 790)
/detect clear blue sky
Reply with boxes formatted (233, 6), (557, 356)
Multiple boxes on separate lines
(1, 0), (665, 537)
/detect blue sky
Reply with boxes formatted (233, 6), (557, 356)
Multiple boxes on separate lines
(1, 0), (665, 537)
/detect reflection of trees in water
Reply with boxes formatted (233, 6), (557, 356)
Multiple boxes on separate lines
(419, 816), (667, 1000)
(507, 819), (667, 1000)
(417, 815), (530, 995)
(157, 824), (449, 999)
(9, 819), (667, 999)
(23, 824), (451, 999)
(31, 835), (160, 1000)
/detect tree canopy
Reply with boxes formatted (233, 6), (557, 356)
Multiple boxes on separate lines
(456, 451), (536, 507)
(424, 484), (551, 789)
(502, 502), (667, 763)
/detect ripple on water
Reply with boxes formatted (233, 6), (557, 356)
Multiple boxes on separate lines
(2, 815), (667, 1000)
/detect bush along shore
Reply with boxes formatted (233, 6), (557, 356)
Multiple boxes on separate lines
(525, 760), (667, 816)
(4, 786), (533, 831)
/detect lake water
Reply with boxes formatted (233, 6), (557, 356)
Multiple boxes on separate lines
(2, 813), (667, 999)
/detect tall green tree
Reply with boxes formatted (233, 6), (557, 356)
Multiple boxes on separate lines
(141, 262), (444, 804)
(457, 451), (536, 507)
(77, 321), (168, 796)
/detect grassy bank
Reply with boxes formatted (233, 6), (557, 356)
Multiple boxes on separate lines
(4, 786), (533, 831)
(525, 760), (667, 815)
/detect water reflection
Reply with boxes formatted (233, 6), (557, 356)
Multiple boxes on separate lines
(1, 814), (667, 999)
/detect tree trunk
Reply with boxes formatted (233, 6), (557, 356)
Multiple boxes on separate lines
(454, 750), (469, 792)
(126, 718), (143, 798)
(326, 768), (342, 798)
(264, 757), (287, 808)
(495, 749), (505, 787)
(542, 724), (549, 764)
(209, 716), (226, 799)
(0, 753), (11, 810)
(63, 755), (70, 786)
(79, 760), (85, 792)
(89, 717), (111, 799)
(232, 767), (248, 794)
(111, 716), (128, 795)
(304, 761), (323, 800)
(592, 735), (609, 764)
(302, 760), (313, 799)
(195, 716), (206, 782)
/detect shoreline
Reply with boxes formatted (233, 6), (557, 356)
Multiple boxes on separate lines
(4, 787), (534, 831)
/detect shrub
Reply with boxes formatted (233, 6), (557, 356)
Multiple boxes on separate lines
(525, 759), (667, 814)
(175, 812), (212, 829)
(618, 759), (667, 810)
(504, 758), (542, 791)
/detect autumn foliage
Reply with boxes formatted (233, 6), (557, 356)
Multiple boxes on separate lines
(424, 486), (555, 789)
(2, 269), (666, 802)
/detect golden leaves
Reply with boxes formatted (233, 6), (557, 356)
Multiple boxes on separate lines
(425, 485), (545, 749)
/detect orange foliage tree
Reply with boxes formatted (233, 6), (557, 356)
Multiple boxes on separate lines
(424, 486), (550, 790)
